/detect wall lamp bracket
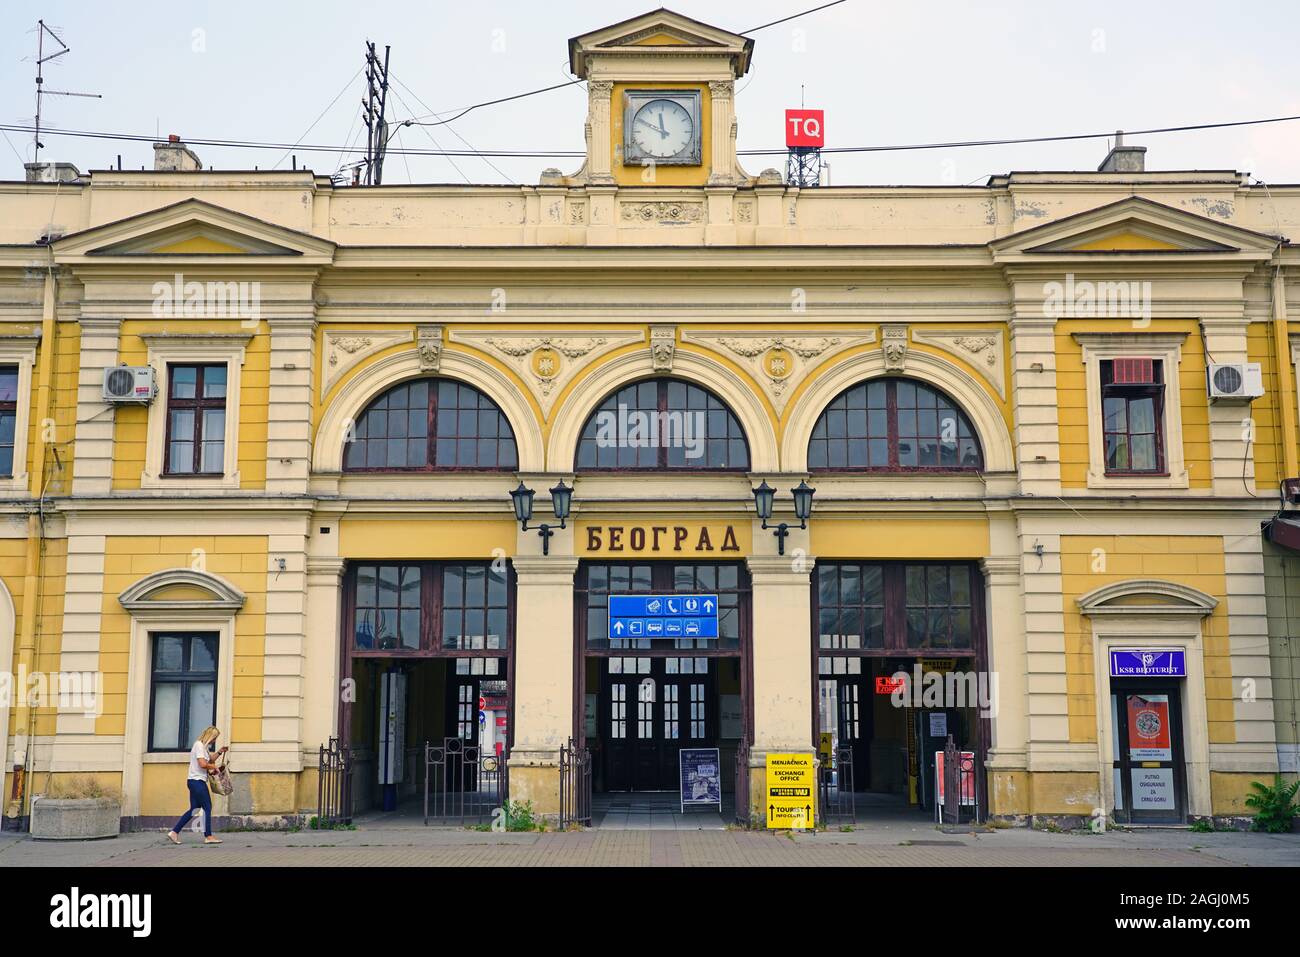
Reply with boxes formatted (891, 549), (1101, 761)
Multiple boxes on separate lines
(510, 479), (572, 556)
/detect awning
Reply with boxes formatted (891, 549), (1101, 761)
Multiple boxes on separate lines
(1264, 516), (1300, 551)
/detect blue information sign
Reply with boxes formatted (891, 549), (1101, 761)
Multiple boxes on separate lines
(1109, 648), (1186, 678)
(608, 594), (719, 640)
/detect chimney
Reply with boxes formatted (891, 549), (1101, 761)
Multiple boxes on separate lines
(153, 133), (203, 172)
(23, 162), (82, 183)
(1098, 130), (1146, 173)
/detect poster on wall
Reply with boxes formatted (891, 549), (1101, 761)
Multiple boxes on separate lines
(1126, 694), (1173, 761)
(679, 748), (722, 812)
(1130, 766), (1177, 810)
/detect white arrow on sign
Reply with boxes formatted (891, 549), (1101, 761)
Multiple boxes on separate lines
(612, 620), (625, 635)
(703, 599), (715, 613)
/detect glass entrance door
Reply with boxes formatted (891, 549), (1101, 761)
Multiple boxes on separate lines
(600, 656), (716, 792)
(1111, 683), (1186, 824)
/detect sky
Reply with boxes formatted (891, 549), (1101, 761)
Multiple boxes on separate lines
(4, 0), (1300, 187)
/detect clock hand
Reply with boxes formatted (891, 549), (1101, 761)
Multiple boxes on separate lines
(658, 112), (667, 136)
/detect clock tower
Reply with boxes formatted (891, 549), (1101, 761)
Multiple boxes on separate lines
(561, 9), (755, 188)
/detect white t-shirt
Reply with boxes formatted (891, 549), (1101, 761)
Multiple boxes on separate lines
(187, 740), (210, 782)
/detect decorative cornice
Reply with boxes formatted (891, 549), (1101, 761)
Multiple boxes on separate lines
(321, 327), (413, 398)
(681, 328), (875, 413)
(1077, 578), (1217, 617)
(118, 567), (246, 613)
(450, 328), (644, 417)
(911, 327), (1007, 400)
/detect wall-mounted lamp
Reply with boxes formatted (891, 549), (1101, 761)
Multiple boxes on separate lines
(510, 479), (572, 556)
(751, 480), (815, 556)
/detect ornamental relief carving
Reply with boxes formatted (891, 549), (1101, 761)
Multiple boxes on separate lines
(449, 329), (645, 417)
(909, 327), (1007, 399)
(681, 329), (878, 413)
(620, 201), (704, 224)
(321, 327), (414, 398)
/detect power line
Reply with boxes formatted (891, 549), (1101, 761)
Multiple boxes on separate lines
(739, 0), (849, 35)
(8, 112), (1300, 163)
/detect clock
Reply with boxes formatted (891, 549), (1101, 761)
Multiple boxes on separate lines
(623, 90), (701, 165)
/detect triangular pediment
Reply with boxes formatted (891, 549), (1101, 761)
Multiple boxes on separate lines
(51, 198), (336, 264)
(991, 196), (1284, 262)
(569, 8), (753, 77)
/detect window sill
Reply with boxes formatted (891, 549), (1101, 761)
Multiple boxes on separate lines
(140, 469), (241, 491)
(1087, 468), (1189, 491)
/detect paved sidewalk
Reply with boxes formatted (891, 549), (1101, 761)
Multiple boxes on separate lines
(0, 822), (1296, 867)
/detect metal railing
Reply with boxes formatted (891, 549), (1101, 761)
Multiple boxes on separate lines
(423, 737), (507, 826)
(819, 746), (856, 826)
(317, 736), (354, 826)
(734, 736), (752, 827)
(939, 736), (978, 825)
(558, 737), (592, 829)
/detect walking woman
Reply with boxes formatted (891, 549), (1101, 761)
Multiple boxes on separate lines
(167, 725), (226, 845)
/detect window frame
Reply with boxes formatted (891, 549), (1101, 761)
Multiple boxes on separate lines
(812, 561), (984, 657)
(162, 363), (228, 478)
(0, 339), (37, 494)
(342, 377), (518, 473)
(1074, 333), (1188, 490)
(146, 631), (219, 753)
(141, 334), (249, 490)
(344, 560), (516, 657)
(807, 377), (984, 474)
(574, 377), (751, 473)
(1100, 359), (1167, 476)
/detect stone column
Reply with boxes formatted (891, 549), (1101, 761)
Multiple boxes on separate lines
(746, 552), (816, 820)
(586, 80), (615, 185)
(266, 318), (316, 494)
(707, 80), (735, 186)
(507, 554), (579, 815)
(980, 553), (1028, 816)
(302, 556), (344, 781)
(1008, 314), (1061, 496)
(72, 318), (121, 496)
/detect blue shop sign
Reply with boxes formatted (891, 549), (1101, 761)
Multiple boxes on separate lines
(608, 594), (719, 640)
(1109, 648), (1186, 678)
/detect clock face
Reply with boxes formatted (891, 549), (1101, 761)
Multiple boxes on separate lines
(630, 98), (695, 160)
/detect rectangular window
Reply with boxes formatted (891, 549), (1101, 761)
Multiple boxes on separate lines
(353, 564), (422, 651)
(1101, 358), (1165, 475)
(441, 563), (509, 651)
(165, 364), (227, 476)
(0, 364), (17, 478)
(815, 562), (980, 654)
(148, 632), (218, 752)
(349, 561), (513, 654)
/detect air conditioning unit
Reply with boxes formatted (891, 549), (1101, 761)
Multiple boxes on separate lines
(102, 366), (156, 404)
(1207, 362), (1263, 402)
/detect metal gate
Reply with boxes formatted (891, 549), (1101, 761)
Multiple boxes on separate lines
(317, 736), (354, 826)
(423, 737), (508, 826)
(558, 737), (591, 829)
(939, 736), (978, 825)
(733, 736), (752, 826)
(819, 746), (856, 826)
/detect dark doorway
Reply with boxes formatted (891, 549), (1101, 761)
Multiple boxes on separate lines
(1111, 681), (1187, 824)
(577, 561), (750, 795)
(599, 656), (717, 792)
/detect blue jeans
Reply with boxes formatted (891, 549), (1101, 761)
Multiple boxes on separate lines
(172, 779), (212, 837)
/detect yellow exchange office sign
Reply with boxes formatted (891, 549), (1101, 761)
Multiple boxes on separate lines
(765, 752), (816, 830)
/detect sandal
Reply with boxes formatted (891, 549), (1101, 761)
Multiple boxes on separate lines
(166, 831), (181, 845)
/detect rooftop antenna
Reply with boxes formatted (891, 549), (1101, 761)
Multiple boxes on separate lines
(360, 40), (392, 185)
(32, 19), (101, 165)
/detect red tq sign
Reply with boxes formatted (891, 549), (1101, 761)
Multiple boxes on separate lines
(785, 109), (824, 148)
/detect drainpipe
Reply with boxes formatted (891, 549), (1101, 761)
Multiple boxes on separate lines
(5, 260), (58, 822)
(1272, 260), (1298, 480)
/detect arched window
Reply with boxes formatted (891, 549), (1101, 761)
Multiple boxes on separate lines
(808, 378), (982, 471)
(575, 378), (750, 470)
(343, 378), (517, 471)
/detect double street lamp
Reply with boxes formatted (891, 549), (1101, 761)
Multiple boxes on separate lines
(510, 479), (573, 556)
(752, 480), (816, 556)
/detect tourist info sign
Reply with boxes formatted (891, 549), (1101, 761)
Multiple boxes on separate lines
(608, 594), (719, 640)
(766, 752), (816, 829)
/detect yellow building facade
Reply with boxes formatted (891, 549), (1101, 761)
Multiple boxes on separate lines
(1, 10), (1298, 829)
